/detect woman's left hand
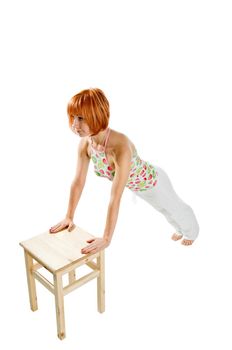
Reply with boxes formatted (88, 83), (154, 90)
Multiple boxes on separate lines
(81, 237), (110, 254)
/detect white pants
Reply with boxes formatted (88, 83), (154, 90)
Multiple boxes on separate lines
(134, 166), (199, 240)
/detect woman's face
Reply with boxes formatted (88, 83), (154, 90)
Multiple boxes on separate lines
(71, 116), (92, 137)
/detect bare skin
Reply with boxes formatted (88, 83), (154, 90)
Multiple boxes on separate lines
(171, 233), (194, 246)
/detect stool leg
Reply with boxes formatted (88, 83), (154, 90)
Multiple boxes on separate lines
(53, 272), (65, 340)
(24, 250), (38, 311)
(68, 270), (76, 284)
(97, 250), (105, 313)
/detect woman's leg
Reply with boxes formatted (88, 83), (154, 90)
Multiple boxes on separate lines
(135, 166), (200, 244)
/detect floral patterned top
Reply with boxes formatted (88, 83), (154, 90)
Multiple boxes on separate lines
(90, 128), (158, 192)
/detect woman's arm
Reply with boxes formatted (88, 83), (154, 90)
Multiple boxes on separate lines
(50, 137), (90, 233)
(81, 143), (132, 253)
(103, 146), (131, 242)
(65, 138), (90, 219)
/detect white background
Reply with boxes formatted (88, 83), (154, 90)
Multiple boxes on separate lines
(1, 0), (232, 348)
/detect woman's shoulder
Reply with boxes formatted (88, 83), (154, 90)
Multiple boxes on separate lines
(109, 129), (128, 144)
(109, 129), (136, 155)
(78, 136), (91, 158)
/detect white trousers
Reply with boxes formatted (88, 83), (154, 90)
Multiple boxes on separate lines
(134, 166), (199, 240)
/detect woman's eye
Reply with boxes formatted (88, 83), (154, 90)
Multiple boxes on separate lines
(73, 116), (83, 123)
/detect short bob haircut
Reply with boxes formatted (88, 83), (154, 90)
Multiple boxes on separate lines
(67, 88), (110, 135)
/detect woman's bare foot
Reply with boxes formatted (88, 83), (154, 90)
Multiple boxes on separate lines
(181, 238), (194, 246)
(171, 232), (183, 241)
(171, 233), (194, 245)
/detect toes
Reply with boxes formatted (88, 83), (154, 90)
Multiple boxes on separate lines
(181, 239), (194, 246)
(171, 233), (183, 241)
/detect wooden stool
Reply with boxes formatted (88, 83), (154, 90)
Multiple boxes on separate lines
(19, 226), (105, 340)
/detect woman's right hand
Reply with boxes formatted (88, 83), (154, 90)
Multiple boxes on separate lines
(49, 218), (75, 234)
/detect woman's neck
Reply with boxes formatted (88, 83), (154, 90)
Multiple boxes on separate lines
(90, 128), (109, 147)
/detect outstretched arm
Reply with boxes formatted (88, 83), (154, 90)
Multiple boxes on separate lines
(50, 137), (90, 233)
(81, 144), (132, 254)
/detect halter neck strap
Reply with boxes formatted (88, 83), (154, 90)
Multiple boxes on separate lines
(90, 128), (111, 152)
(103, 128), (111, 150)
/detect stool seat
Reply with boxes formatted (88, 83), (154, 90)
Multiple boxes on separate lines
(20, 226), (96, 272)
(20, 226), (105, 340)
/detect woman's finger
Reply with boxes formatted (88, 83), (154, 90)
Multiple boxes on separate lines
(50, 223), (62, 231)
(67, 223), (74, 232)
(82, 242), (100, 254)
(50, 226), (60, 232)
(82, 243), (95, 253)
(50, 224), (64, 233)
(89, 247), (98, 254)
(84, 243), (95, 251)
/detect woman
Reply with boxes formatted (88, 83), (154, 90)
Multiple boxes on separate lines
(50, 88), (199, 254)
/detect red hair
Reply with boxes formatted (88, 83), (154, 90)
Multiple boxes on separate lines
(67, 88), (110, 134)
